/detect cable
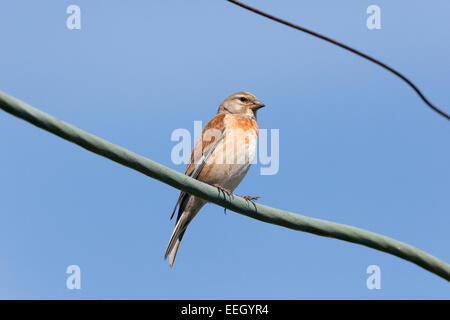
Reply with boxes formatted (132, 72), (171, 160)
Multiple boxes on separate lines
(1, 90), (449, 281)
(226, 0), (450, 120)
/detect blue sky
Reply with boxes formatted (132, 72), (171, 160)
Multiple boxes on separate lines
(0, 0), (449, 299)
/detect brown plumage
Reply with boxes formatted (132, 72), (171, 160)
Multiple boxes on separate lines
(165, 91), (265, 267)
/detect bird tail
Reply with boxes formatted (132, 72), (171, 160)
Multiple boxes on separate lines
(164, 213), (188, 267)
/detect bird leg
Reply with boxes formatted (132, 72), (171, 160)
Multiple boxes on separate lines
(212, 184), (233, 196)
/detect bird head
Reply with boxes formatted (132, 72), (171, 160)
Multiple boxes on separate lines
(217, 91), (265, 119)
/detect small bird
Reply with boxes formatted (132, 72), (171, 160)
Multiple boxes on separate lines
(165, 91), (265, 267)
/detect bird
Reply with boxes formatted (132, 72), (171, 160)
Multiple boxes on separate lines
(164, 91), (265, 267)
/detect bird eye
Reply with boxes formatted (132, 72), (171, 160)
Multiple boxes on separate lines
(239, 97), (248, 102)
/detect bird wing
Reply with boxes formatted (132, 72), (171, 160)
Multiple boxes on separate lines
(170, 113), (226, 220)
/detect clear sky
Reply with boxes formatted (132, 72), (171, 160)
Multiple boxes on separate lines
(0, 0), (449, 299)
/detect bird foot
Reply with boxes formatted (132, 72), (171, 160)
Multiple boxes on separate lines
(239, 195), (260, 201)
(212, 184), (233, 196)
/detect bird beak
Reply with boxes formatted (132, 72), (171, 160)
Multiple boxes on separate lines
(251, 100), (265, 110)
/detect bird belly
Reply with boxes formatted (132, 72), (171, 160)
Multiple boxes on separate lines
(198, 127), (258, 192)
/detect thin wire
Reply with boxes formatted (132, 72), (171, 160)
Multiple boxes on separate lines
(226, 0), (450, 120)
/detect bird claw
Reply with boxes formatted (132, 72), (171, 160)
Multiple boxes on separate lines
(212, 184), (233, 196)
(212, 184), (259, 207)
(239, 195), (260, 201)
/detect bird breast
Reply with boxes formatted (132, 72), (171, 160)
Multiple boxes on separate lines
(198, 114), (259, 190)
